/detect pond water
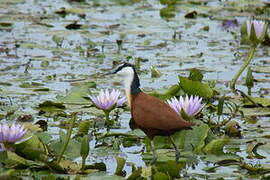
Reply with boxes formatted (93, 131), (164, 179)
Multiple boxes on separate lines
(0, 0), (270, 179)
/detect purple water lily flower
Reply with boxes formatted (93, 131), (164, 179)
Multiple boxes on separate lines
(0, 123), (27, 144)
(167, 95), (203, 116)
(89, 89), (126, 110)
(246, 19), (266, 39)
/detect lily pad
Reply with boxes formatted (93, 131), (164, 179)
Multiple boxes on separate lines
(49, 130), (81, 160)
(175, 122), (211, 153)
(244, 96), (270, 107)
(38, 101), (66, 113)
(252, 66), (270, 73)
(57, 81), (96, 104)
(203, 138), (230, 155)
(179, 76), (214, 99)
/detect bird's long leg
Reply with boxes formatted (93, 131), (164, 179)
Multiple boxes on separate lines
(150, 139), (157, 165)
(169, 136), (180, 162)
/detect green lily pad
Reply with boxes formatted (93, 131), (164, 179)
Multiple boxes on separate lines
(156, 160), (185, 178)
(202, 153), (241, 164)
(179, 76), (214, 99)
(57, 81), (96, 104)
(79, 172), (125, 180)
(244, 96), (270, 107)
(149, 84), (183, 100)
(38, 100), (66, 113)
(203, 138), (230, 155)
(15, 134), (47, 160)
(49, 130), (81, 160)
(240, 107), (270, 117)
(252, 66), (270, 73)
(175, 121), (212, 153)
(115, 157), (126, 176)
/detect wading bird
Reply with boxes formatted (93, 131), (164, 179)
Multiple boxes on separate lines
(110, 63), (193, 164)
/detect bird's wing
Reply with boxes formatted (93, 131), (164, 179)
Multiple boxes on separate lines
(131, 92), (192, 131)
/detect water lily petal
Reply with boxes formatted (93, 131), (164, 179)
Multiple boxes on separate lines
(167, 95), (203, 117)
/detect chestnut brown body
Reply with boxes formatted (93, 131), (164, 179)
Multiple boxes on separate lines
(131, 92), (192, 139)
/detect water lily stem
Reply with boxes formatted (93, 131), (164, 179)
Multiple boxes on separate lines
(81, 157), (86, 170)
(57, 113), (77, 164)
(230, 45), (257, 90)
(104, 111), (113, 126)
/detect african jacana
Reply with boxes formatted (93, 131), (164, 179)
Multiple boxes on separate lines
(111, 63), (193, 163)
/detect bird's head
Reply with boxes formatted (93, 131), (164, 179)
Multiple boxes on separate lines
(112, 63), (135, 77)
(109, 63), (141, 95)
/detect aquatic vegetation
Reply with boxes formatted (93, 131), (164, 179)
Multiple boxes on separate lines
(167, 95), (203, 117)
(1, 0), (270, 179)
(89, 89), (126, 125)
(0, 123), (27, 150)
(230, 19), (268, 90)
(246, 19), (267, 43)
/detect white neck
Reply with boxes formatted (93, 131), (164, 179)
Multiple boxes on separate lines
(123, 70), (134, 107)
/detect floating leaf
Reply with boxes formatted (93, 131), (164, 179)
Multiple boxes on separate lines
(203, 138), (229, 155)
(126, 167), (142, 180)
(246, 140), (266, 159)
(65, 21), (82, 30)
(84, 172), (125, 180)
(152, 172), (169, 180)
(115, 157), (126, 176)
(240, 107), (270, 117)
(38, 100), (66, 113)
(188, 68), (203, 82)
(159, 6), (175, 18)
(2, 151), (28, 167)
(156, 160), (184, 178)
(57, 81), (96, 104)
(252, 66), (270, 73)
(175, 121), (211, 153)
(149, 84), (183, 100)
(203, 153), (241, 164)
(33, 88), (50, 92)
(244, 96), (270, 107)
(185, 11), (197, 19)
(35, 132), (52, 144)
(50, 131), (81, 160)
(179, 76), (214, 99)
(15, 134), (47, 160)
(86, 162), (106, 171)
